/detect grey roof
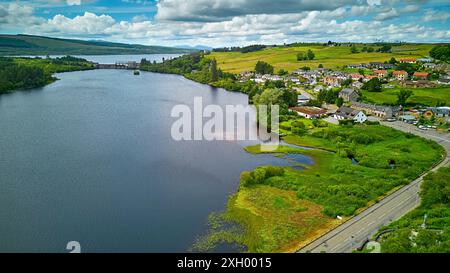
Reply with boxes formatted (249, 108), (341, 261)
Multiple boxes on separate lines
(297, 95), (310, 100)
(352, 102), (395, 113)
(399, 115), (416, 121)
(335, 107), (363, 119)
(340, 88), (357, 95)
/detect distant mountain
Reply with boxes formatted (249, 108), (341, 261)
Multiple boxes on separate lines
(176, 45), (213, 51)
(0, 34), (197, 56)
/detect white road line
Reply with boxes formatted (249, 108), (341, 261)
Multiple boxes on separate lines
(377, 213), (387, 220)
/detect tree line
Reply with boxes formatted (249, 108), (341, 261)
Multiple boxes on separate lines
(0, 56), (94, 94)
(0, 57), (52, 94)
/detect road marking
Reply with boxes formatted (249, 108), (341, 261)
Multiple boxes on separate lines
(330, 244), (341, 252)
(378, 213), (387, 220)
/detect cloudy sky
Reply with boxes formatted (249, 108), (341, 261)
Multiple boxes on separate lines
(0, 0), (449, 47)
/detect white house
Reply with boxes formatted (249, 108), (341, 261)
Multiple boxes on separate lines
(334, 106), (368, 123)
(290, 107), (328, 119)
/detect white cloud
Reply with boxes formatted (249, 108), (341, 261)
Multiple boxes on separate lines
(25, 8), (449, 47)
(423, 9), (450, 22)
(0, 3), (44, 30)
(374, 8), (399, 20)
(155, 0), (363, 22)
(66, 0), (81, 5)
(28, 12), (115, 37)
(0, 0), (444, 46)
(400, 5), (419, 13)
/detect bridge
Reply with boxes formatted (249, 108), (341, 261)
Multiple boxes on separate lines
(95, 61), (140, 70)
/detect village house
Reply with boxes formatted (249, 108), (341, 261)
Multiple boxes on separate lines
(393, 70), (408, 81)
(262, 74), (283, 82)
(429, 107), (450, 117)
(297, 95), (310, 106)
(314, 85), (325, 93)
(398, 115), (417, 124)
(363, 75), (378, 82)
(334, 106), (368, 123)
(339, 88), (360, 102)
(438, 75), (450, 85)
(399, 58), (416, 64)
(347, 64), (367, 69)
(352, 81), (364, 89)
(417, 57), (433, 63)
(290, 107), (328, 119)
(374, 70), (388, 79)
(323, 76), (340, 87)
(285, 76), (300, 83)
(369, 62), (394, 69)
(423, 63), (436, 69)
(351, 102), (398, 119)
(413, 72), (429, 81)
(401, 80), (436, 88)
(350, 73), (364, 81)
(314, 68), (328, 74)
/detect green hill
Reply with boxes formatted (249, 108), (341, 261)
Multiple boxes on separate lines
(209, 44), (437, 73)
(0, 34), (195, 56)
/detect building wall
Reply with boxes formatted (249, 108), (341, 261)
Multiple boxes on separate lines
(354, 112), (368, 123)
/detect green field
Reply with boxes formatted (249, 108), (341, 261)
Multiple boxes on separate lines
(361, 86), (450, 106)
(0, 34), (194, 56)
(194, 120), (445, 252)
(209, 44), (434, 73)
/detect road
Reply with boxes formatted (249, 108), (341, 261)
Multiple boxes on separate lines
(298, 121), (450, 253)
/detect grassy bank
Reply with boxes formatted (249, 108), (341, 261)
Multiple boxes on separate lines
(194, 122), (445, 253)
(209, 44), (433, 73)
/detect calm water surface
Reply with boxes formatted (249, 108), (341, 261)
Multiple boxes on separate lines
(0, 68), (313, 252)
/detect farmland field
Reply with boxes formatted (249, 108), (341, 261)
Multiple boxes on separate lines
(361, 86), (450, 106)
(208, 44), (434, 73)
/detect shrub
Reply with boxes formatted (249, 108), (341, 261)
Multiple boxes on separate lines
(339, 119), (354, 126)
(351, 133), (374, 144)
(240, 171), (254, 187)
(365, 120), (380, 125)
(265, 166), (285, 177)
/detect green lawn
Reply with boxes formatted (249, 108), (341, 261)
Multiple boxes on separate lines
(209, 44), (434, 73)
(361, 86), (450, 106)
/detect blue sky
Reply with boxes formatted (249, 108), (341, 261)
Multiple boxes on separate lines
(0, 0), (449, 47)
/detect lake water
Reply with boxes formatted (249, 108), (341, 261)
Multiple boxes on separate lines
(0, 67), (313, 252)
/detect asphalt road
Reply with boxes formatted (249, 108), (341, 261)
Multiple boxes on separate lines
(298, 121), (450, 253)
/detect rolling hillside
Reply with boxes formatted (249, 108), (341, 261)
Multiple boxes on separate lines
(209, 44), (436, 73)
(0, 34), (195, 56)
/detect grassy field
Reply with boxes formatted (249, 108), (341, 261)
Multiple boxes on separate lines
(208, 44), (434, 73)
(194, 120), (445, 252)
(361, 86), (450, 106)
